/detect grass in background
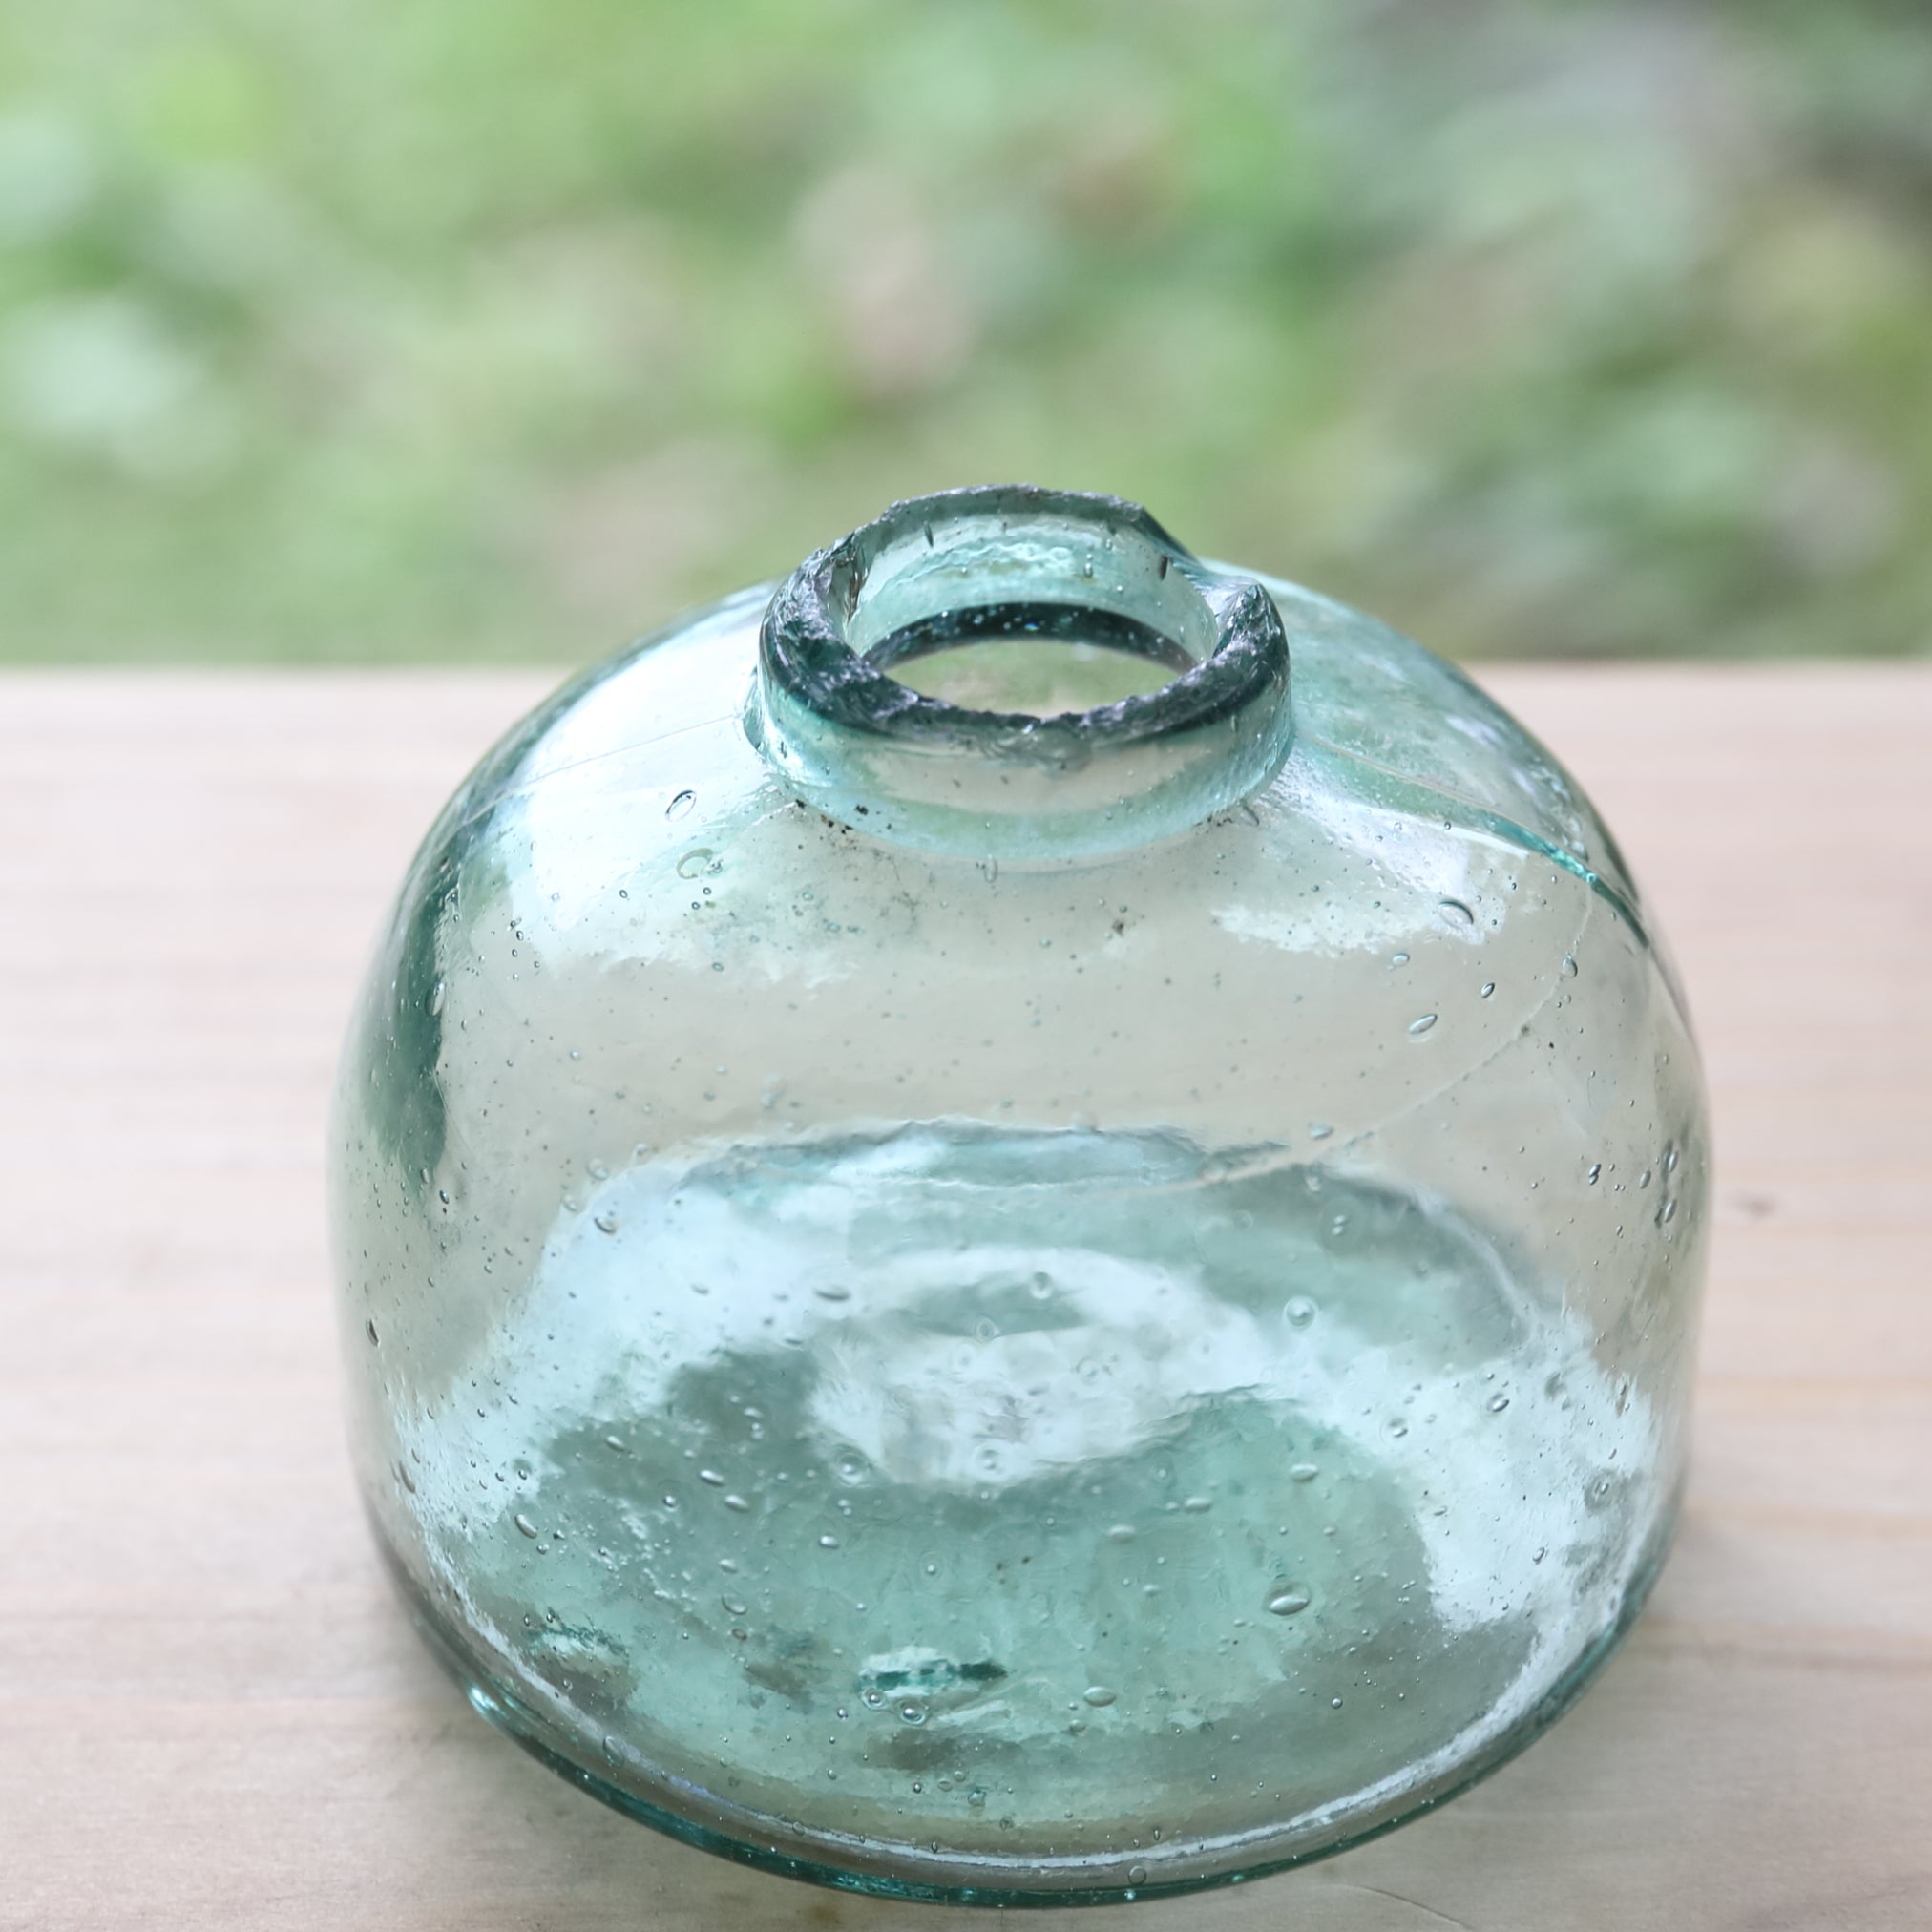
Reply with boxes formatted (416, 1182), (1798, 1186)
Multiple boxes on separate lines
(2, 0), (1929, 664)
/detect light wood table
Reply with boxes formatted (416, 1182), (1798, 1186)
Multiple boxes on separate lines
(3, 666), (1927, 1931)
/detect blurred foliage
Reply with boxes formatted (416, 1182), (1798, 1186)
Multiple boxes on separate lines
(2, 0), (1929, 662)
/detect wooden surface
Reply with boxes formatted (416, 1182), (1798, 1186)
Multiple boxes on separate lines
(2, 665), (1927, 1932)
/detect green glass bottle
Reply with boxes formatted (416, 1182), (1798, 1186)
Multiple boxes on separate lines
(333, 486), (1706, 1903)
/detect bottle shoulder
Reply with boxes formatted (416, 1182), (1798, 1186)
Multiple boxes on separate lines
(393, 574), (1664, 995)
(1251, 573), (1641, 929)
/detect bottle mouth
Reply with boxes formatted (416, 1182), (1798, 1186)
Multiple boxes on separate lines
(749, 484), (1293, 860)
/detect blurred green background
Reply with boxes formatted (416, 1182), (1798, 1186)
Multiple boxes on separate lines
(3, 0), (1929, 664)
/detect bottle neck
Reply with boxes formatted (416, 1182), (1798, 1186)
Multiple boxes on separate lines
(747, 485), (1293, 861)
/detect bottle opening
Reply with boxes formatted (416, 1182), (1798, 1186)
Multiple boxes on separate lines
(837, 494), (1218, 726)
(874, 604), (1194, 714)
(751, 485), (1294, 860)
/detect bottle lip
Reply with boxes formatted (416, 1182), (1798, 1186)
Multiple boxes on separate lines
(761, 483), (1288, 752)
(751, 484), (1293, 860)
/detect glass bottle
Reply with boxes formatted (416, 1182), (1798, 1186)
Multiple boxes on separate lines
(333, 485), (1707, 1904)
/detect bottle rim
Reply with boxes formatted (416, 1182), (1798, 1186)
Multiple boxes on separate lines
(750, 484), (1295, 859)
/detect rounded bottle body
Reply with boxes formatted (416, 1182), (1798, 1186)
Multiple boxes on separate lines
(334, 492), (1705, 1902)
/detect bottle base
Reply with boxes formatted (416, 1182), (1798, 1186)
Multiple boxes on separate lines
(369, 1500), (1677, 1908)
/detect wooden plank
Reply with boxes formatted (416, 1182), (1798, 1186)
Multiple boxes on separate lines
(1, 665), (1927, 1931)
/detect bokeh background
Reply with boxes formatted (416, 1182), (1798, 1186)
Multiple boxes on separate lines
(4, 0), (1929, 665)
